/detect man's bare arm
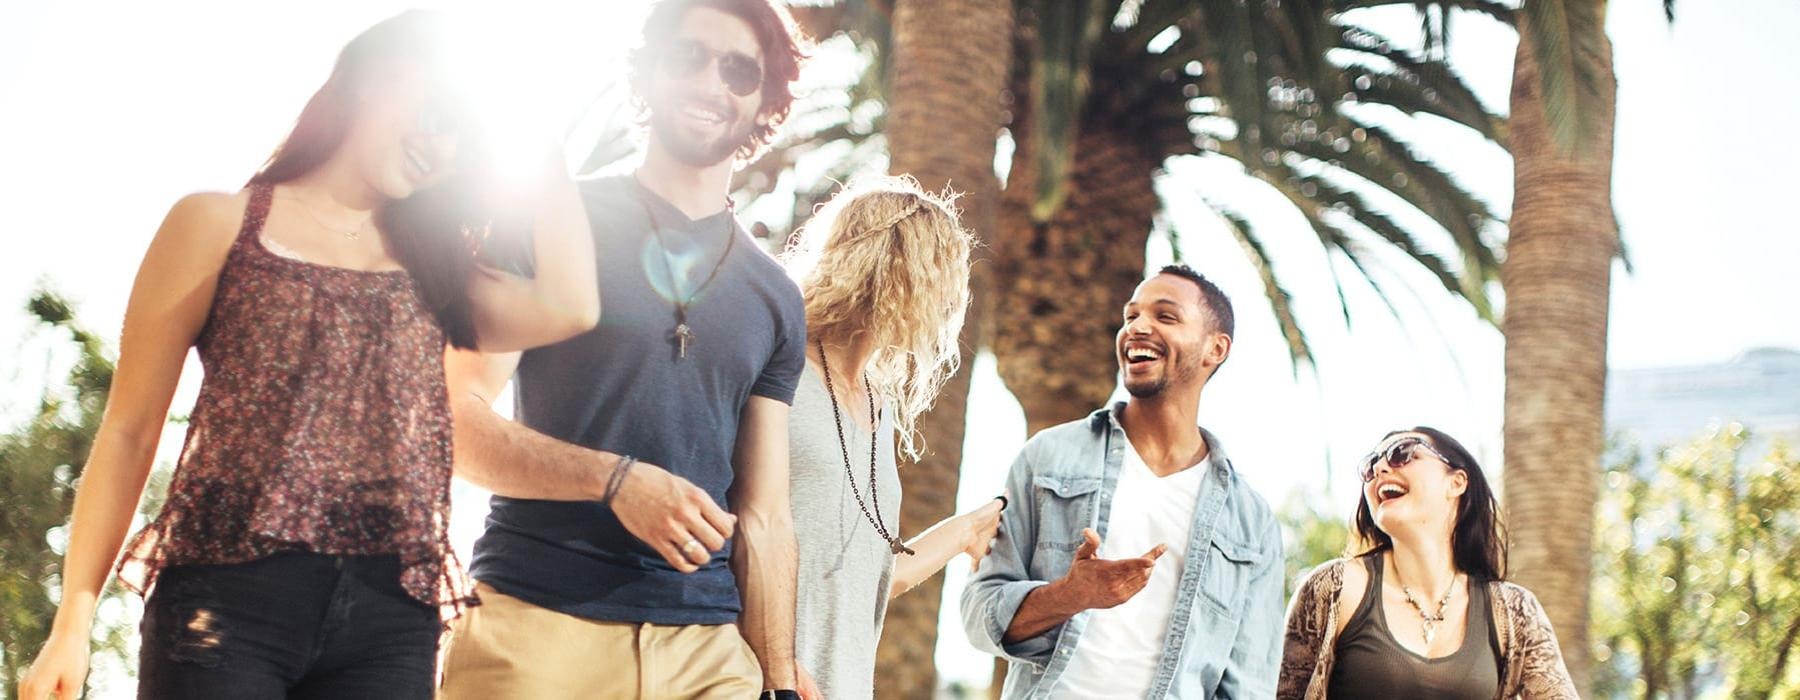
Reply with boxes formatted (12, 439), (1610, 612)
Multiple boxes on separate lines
(1003, 581), (1089, 643)
(446, 346), (608, 499)
(446, 346), (736, 572)
(727, 396), (799, 691)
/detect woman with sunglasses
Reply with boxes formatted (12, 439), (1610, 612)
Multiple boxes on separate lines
(19, 11), (598, 700)
(1277, 428), (1577, 699)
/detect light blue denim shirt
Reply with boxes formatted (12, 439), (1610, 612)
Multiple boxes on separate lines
(961, 403), (1284, 699)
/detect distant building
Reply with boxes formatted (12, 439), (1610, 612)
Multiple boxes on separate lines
(1606, 347), (1800, 452)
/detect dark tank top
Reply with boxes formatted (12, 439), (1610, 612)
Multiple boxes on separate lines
(1327, 553), (1501, 700)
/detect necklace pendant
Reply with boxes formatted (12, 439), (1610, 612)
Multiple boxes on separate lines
(675, 323), (695, 359)
(891, 541), (915, 556)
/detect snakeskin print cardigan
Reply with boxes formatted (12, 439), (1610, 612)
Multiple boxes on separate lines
(1278, 557), (1580, 699)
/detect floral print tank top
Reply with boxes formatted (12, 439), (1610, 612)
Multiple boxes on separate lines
(118, 183), (471, 615)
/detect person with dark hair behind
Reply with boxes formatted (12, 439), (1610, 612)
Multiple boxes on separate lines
(437, 1), (815, 698)
(17, 10), (598, 700)
(1278, 429), (1578, 699)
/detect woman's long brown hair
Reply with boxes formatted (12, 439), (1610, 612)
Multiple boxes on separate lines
(249, 10), (530, 350)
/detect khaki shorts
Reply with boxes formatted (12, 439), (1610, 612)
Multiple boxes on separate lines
(438, 583), (762, 699)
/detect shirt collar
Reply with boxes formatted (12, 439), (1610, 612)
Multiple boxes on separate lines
(1092, 400), (1234, 474)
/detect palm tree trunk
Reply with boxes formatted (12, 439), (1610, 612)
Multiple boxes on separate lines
(1502, 4), (1617, 693)
(875, 2), (1013, 697)
(993, 117), (1160, 434)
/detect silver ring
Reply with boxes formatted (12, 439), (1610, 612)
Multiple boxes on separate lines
(682, 538), (704, 553)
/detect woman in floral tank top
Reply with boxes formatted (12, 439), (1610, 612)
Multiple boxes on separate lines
(18, 11), (600, 700)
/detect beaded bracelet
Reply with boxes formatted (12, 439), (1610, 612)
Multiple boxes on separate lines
(601, 455), (638, 506)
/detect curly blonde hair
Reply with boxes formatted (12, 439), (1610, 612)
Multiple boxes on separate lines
(784, 175), (973, 461)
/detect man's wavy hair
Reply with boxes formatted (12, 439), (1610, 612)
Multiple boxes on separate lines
(628, 0), (807, 162)
(783, 176), (973, 462)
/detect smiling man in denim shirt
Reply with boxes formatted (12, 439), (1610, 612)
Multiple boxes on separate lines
(962, 265), (1284, 699)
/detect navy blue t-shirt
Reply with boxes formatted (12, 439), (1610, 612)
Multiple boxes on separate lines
(469, 175), (806, 625)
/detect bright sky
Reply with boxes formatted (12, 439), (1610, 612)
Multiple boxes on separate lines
(2, 0), (1795, 694)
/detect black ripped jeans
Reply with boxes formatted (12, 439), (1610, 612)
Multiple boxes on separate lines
(138, 552), (438, 699)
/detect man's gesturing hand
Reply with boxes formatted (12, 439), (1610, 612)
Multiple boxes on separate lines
(1000, 527), (1171, 645)
(1056, 527), (1167, 610)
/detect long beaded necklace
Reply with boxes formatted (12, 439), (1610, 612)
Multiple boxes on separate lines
(635, 182), (737, 359)
(816, 341), (913, 556)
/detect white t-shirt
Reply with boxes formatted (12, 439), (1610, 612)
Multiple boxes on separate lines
(1051, 441), (1209, 699)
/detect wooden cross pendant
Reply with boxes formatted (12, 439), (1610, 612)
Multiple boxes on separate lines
(675, 322), (695, 359)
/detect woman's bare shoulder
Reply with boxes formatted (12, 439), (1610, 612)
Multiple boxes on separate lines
(150, 189), (252, 256)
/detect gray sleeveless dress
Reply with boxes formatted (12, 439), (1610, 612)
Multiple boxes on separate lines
(789, 364), (901, 699)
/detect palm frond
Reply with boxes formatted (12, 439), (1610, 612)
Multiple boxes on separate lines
(1344, 68), (1504, 145)
(1331, 238), (1408, 325)
(1326, 124), (1501, 275)
(1027, 0), (1112, 221)
(1197, 0), (1272, 155)
(1258, 171), (1363, 328)
(1210, 203), (1316, 373)
(1300, 167), (1496, 320)
(1284, 127), (1492, 254)
(1251, 0), (1340, 102)
(1337, 26), (1504, 143)
(1318, 228), (1478, 387)
(1523, 0), (1611, 154)
(1332, 0), (1512, 24)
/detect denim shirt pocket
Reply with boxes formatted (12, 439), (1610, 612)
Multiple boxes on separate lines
(1198, 535), (1262, 617)
(1029, 474), (1102, 574)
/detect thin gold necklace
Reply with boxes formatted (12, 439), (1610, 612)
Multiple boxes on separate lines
(276, 192), (376, 241)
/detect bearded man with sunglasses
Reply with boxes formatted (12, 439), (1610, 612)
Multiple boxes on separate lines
(438, 2), (814, 698)
(963, 265), (1285, 699)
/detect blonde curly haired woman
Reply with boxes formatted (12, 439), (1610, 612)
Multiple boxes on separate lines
(783, 175), (1002, 698)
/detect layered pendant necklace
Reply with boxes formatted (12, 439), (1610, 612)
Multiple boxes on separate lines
(817, 341), (913, 556)
(636, 183), (737, 359)
(1399, 570), (1460, 645)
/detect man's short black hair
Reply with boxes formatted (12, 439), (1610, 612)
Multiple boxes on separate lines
(1158, 264), (1234, 337)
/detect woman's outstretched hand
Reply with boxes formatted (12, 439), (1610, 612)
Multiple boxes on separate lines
(960, 497), (1006, 569)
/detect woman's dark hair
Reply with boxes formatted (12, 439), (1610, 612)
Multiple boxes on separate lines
(628, 0), (808, 161)
(1352, 426), (1508, 582)
(249, 10), (522, 350)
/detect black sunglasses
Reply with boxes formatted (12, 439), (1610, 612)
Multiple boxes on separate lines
(662, 38), (763, 97)
(1358, 436), (1456, 483)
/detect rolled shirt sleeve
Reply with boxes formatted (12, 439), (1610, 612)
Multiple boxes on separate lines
(961, 440), (1062, 667)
